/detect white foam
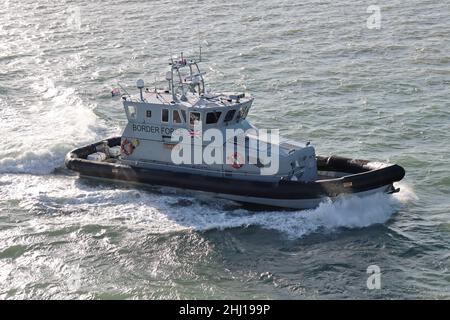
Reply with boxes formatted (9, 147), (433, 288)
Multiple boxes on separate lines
(0, 78), (110, 174)
(0, 174), (415, 239)
(392, 181), (418, 203)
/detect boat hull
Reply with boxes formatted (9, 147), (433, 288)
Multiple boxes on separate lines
(65, 137), (406, 209)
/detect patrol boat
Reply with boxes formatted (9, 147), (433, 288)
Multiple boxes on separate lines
(65, 54), (405, 209)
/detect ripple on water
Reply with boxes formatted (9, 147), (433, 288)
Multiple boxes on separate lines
(0, 0), (449, 299)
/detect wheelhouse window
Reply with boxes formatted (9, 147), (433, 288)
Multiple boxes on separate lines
(206, 112), (222, 124)
(173, 110), (183, 123)
(236, 106), (249, 122)
(236, 110), (242, 122)
(224, 109), (236, 122)
(241, 105), (250, 119)
(127, 105), (137, 119)
(162, 109), (169, 122)
(189, 112), (201, 126)
(146, 110), (152, 118)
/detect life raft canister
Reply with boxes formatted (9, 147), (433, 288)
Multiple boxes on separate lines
(229, 152), (244, 169)
(121, 138), (140, 156)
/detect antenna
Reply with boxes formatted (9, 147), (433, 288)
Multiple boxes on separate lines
(168, 41), (174, 65)
(197, 27), (202, 62)
(136, 79), (145, 101)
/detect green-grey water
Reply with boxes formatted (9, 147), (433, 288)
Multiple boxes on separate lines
(0, 0), (449, 299)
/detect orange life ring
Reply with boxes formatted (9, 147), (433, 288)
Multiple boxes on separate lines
(230, 152), (244, 169)
(120, 139), (135, 156)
